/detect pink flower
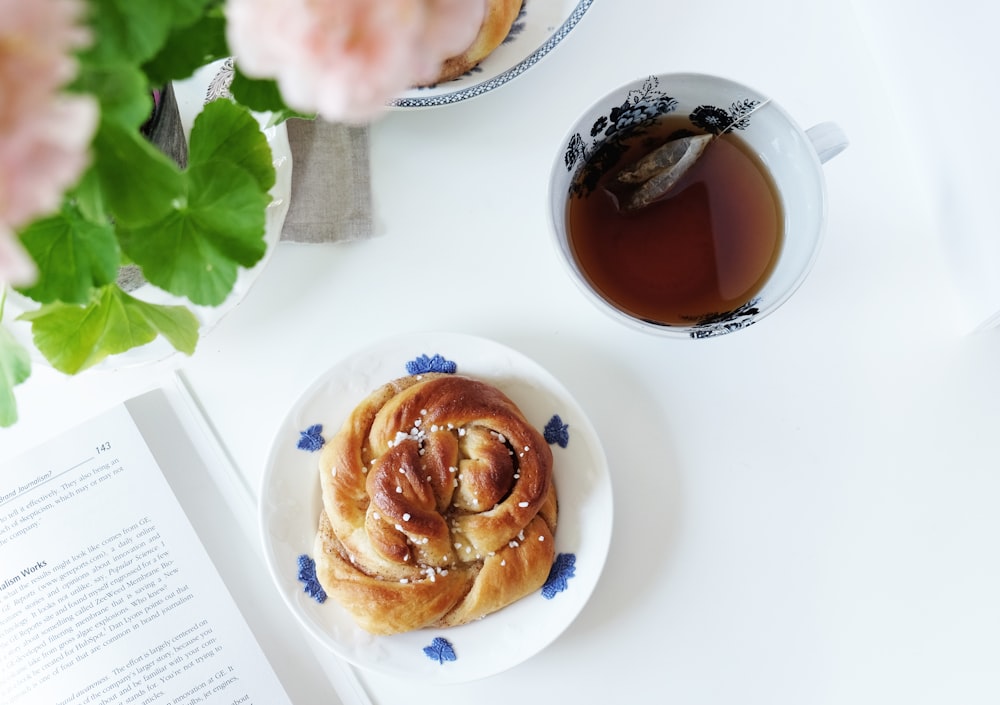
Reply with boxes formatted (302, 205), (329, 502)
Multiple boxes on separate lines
(225, 0), (487, 123)
(0, 0), (97, 285)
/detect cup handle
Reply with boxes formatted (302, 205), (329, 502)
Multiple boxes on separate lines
(805, 122), (848, 164)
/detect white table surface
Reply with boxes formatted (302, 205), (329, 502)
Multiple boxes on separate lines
(4, 0), (999, 703)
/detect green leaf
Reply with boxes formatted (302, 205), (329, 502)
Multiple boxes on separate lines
(82, 0), (173, 66)
(16, 206), (120, 305)
(189, 99), (276, 192)
(82, 0), (212, 66)
(142, 12), (229, 86)
(116, 160), (270, 306)
(229, 67), (285, 113)
(0, 324), (31, 427)
(131, 300), (200, 354)
(230, 65), (313, 124)
(70, 166), (108, 223)
(92, 121), (184, 226)
(73, 61), (151, 131)
(19, 286), (199, 375)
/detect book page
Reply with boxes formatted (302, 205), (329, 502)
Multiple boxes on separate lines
(0, 403), (293, 705)
(124, 382), (368, 705)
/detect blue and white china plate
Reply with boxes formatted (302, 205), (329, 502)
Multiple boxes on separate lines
(391, 0), (595, 108)
(1, 60), (290, 370)
(259, 331), (613, 683)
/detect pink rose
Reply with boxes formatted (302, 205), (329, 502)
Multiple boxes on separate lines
(225, 0), (487, 123)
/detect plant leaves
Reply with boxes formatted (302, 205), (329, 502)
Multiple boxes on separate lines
(229, 65), (313, 124)
(73, 61), (151, 131)
(18, 286), (199, 375)
(69, 167), (108, 224)
(92, 121), (184, 226)
(228, 67), (284, 112)
(189, 99), (276, 192)
(142, 11), (229, 86)
(0, 324), (31, 428)
(116, 160), (270, 306)
(82, 0), (213, 67)
(132, 299), (201, 354)
(16, 206), (120, 305)
(82, 0), (172, 66)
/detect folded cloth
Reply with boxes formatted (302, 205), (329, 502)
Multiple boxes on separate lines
(282, 118), (374, 243)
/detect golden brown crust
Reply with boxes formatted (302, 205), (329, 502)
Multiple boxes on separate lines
(314, 373), (557, 635)
(420, 0), (524, 85)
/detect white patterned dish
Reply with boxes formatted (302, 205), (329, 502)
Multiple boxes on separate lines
(391, 0), (595, 108)
(259, 331), (613, 683)
(1, 59), (291, 370)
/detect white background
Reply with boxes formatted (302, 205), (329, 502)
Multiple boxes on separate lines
(3, 0), (999, 703)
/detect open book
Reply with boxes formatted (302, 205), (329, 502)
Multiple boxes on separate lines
(0, 377), (370, 705)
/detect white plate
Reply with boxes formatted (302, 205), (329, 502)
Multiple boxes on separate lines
(390, 0), (595, 109)
(260, 331), (613, 683)
(1, 59), (291, 370)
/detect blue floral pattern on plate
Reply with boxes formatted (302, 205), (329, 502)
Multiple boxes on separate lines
(297, 554), (327, 603)
(297, 423), (325, 452)
(542, 553), (577, 599)
(544, 414), (570, 448)
(406, 353), (458, 375)
(423, 637), (458, 664)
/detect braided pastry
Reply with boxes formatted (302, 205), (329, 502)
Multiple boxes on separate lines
(419, 0), (524, 85)
(313, 373), (557, 635)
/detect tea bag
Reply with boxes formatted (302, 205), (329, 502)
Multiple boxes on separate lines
(605, 133), (713, 212)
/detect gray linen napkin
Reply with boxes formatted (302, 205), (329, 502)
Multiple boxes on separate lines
(281, 118), (373, 243)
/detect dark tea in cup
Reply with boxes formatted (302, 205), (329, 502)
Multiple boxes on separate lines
(566, 115), (783, 327)
(549, 73), (845, 338)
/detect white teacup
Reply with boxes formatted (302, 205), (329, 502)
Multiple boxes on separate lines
(548, 73), (847, 338)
